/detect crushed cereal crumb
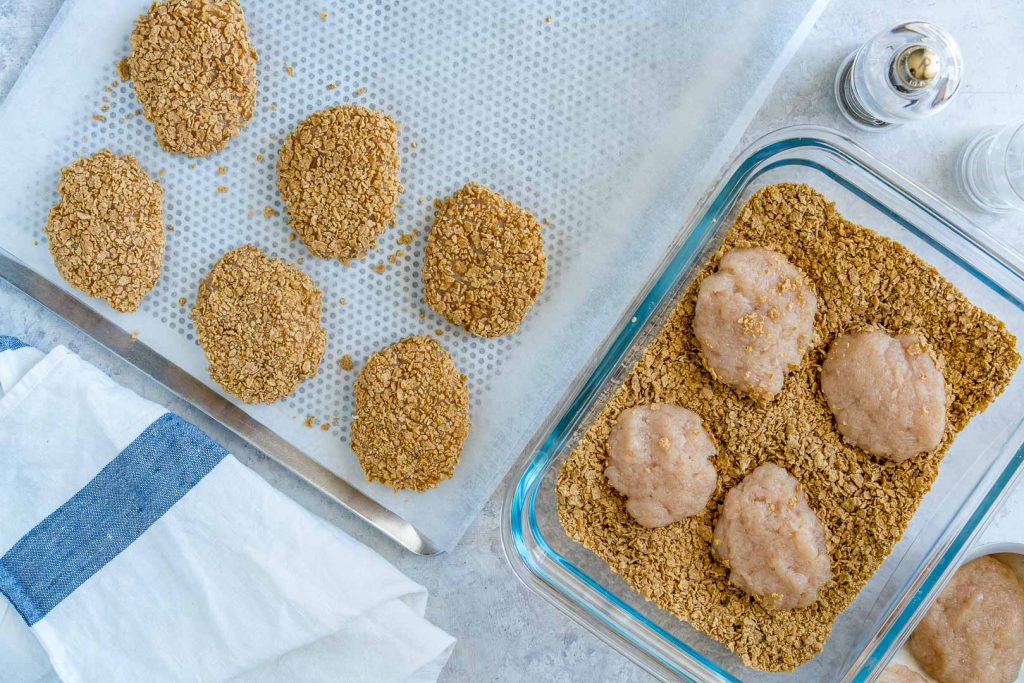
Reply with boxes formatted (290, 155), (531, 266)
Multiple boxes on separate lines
(556, 183), (1020, 672)
(277, 105), (401, 261)
(44, 150), (164, 313)
(351, 336), (470, 491)
(125, 0), (258, 157)
(192, 245), (326, 404)
(423, 182), (547, 338)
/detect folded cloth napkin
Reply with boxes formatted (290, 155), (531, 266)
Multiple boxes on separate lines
(0, 336), (454, 683)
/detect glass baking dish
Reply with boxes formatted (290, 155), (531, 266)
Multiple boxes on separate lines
(501, 125), (1024, 682)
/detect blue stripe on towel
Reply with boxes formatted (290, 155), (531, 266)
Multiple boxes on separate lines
(0, 336), (27, 352)
(0, 413), (228, 626)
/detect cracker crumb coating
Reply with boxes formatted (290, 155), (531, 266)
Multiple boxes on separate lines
(191, 244), (326, 403)
(423, 182), (546, 337)
(125, 0), (258, 157)
(352, 336), (470, 491)
(45, 149), (164, 312)
(277, 105), (402, 261)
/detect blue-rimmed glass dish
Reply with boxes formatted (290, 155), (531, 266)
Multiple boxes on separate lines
(501, 125), (1024, 682)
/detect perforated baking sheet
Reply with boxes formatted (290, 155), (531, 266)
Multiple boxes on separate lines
(0, 0), (828, 551)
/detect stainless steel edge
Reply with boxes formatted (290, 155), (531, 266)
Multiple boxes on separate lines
(0, 248), (442, 556)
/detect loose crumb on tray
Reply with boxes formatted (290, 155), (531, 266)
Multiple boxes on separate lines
(556, 183), (1020, 672)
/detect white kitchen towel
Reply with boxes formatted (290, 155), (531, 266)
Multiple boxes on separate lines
(0, 336), (455, 683)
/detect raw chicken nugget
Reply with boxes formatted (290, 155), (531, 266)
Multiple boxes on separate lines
(352, 336), (470, 492)
(191, 245), (326, 403)
(877, 664), (927, 683)
(713, 463), (831, 610)
(45, 149), (164, 313)
(423, 182), (547, 338)
(605, 404), (717, 527)
(693, 247), (816, 400)
(124, 0), (258, 157)
(821, 329), (946, 462)
(910, 556), (1024, 683)
(277, 105), (401, 261)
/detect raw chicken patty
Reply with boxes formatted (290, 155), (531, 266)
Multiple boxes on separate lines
(821, 329), (946, 462)
(605, 404), (717, 528)
(909, 556), (1024, 683)
(713, 463), (831, 610)
(693, 247), (816, 400)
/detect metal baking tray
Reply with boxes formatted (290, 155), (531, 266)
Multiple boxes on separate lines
(0, 248), (440, 555)
(0, 0), (828, 555)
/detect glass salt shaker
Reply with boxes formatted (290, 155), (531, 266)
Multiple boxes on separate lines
(958, 122), (1024, 214)
(834, 21), (963, 131)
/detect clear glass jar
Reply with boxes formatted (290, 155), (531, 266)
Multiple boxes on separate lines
(834, 21), (963, 131)
(958, 122), (1024, 213)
